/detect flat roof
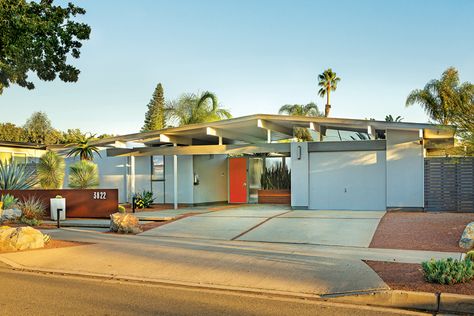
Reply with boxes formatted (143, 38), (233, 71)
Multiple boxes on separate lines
(93, 114), (456, 147)
(0, 141), (48, 150)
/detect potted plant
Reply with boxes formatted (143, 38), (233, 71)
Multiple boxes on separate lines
(258, 162), (291, 204)
(50, 195), (66, 220)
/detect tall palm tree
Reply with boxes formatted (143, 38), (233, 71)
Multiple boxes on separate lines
(166, 91), (231, 126)
(406, 67), (474, 125)
(318, 68), (341, 117)
(66, 132), (101, 161)
(278, 102), (323, 141)
(278, 102), (324, 117)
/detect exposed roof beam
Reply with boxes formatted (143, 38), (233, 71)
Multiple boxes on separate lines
(257, 119), (293, 136)
(159, 134), (193, 145)
(109, 143), (291, 157)
(206, 127), (264, 144)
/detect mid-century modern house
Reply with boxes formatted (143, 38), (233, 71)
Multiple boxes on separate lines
(50, 114), (456, 211)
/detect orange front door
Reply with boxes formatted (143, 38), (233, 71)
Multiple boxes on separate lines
(229, 157), (247, 203)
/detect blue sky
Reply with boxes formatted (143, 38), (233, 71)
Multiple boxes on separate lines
(1, 0), (473, 135)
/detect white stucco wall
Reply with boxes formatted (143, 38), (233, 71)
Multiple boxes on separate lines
(0, 146), (47, 162)
(134, 156), (151, 194)
(309, 150), (387, 211)
(193, 154), (228, 204)
(64, 149), (129, 203)
(290, 142), (309, 208)
(386, 129), (424, 208)
(164, 155), (194, 204)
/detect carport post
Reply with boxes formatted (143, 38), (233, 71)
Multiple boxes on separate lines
(130, 155), (136, 201)
(173, 143), (178, 210)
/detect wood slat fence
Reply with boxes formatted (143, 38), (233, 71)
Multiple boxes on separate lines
(424, 157), (474, 212)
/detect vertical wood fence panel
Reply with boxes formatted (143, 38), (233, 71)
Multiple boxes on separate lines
(425, 157), (474, 212)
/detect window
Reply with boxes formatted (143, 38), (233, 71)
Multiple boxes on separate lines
(13, 153), (27, 164)
(151, 156), (164, 181)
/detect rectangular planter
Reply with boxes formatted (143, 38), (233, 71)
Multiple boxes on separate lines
(0, 189), (118, 219)
(257, 189), (291, 204)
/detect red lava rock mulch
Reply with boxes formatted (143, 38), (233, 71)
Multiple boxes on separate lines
(370, 212), (474, 252)
(0, 240), (91, 254)
(365, 260), (474, 296)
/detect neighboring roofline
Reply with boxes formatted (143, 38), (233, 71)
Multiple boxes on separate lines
(90, 113), (456, 146)
(0, 141), (48, 150)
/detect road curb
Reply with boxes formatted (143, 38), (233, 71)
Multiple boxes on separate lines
(1, 256), (473, 314)
(321, 290), (438, 312)
(439, 292), (474, 314)
(322, 290), (474, 314)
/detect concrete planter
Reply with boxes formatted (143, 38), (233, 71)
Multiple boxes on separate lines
(257, 190), (291, 204)
(50, 198), (66, 220)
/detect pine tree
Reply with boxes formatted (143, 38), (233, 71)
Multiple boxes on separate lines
(142, 83), (165, 132)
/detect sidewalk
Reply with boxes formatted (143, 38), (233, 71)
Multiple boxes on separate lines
(0, 228), (462, 297)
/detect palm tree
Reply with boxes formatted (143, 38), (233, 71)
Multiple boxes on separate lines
(37, 151), (65, 189)
(278, 102), (324, 117)
(318, 68), (341, 117)
(66, 132), (101, 161)
(406, 67), (474, 125)
(385, 115), (403, 122)
(278, 103), (324, 141)
(166, 91), (231, 126)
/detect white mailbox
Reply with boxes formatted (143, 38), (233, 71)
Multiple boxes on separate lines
(50, 197), (66, 220)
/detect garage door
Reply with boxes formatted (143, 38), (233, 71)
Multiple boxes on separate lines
(309, 151), (386, 210)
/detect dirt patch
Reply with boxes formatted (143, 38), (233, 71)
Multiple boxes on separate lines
(370, 212), (474, 252)
(0, 240), (91, 254)
(365, 260), (474, 296)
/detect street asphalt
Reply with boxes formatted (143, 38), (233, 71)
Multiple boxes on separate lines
(0, 267), (428, 316)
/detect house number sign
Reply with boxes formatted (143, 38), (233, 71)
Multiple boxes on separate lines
(93, 191), (107, 200)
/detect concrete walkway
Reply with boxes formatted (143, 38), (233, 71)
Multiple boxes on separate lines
(0, 229), (463, 297)
(0, 228), (388, 296)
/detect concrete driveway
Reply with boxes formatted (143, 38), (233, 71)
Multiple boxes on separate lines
(140, 205), (385, 247)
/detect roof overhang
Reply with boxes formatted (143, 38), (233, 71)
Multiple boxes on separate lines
(94, 114), (456, 149)
(107, 142), (291, 157)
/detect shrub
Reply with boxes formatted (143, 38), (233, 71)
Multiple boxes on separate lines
(260, 162), (291, 190)
(133, 190), (154, 208)
(422, 258), (474, 285)
(37, 151), (65, 189)
(1, 194), (18, 209)
(18, 196), (46, 225)
(0, 160), (37, 189)
(466, 251), (474, 262)
(20, 217), (41, 226)
(68, 160), (99, 189)
(118, 205), (126, 213)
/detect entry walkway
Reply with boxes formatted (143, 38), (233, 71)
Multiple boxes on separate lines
(140, 206), (385, 248)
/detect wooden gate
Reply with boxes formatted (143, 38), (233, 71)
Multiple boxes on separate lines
(424, 157), (474, 212)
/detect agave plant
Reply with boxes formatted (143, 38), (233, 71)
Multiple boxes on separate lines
(1, 194), (18, 209)
(37, 151), (65, 189)
(0, 161), (38, 189)
(68, 160), (99, 189)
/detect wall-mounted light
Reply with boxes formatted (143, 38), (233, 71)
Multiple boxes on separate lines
(297, 145), (302, 160)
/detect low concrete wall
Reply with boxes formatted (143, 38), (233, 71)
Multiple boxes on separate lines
(1, 189), (118, 218)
